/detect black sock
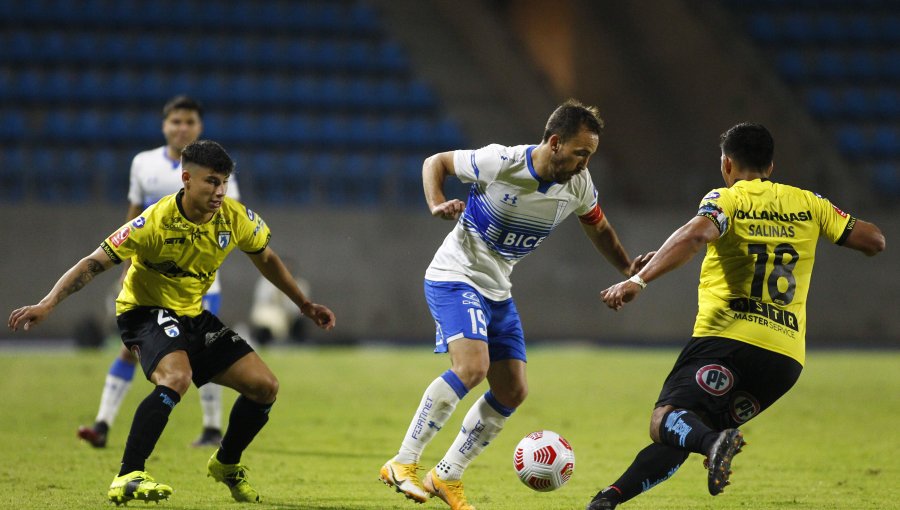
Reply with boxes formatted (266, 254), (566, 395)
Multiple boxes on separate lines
(603, 443), (690, 503)
(658, 409), (719, 454)
(217, 396), (273, 465)
(119, 385), (181, 475)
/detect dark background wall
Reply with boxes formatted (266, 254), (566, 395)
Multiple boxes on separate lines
(1, 0), (897, 346)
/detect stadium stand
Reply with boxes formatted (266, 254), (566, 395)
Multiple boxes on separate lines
(724, 0), (900, 201)
(0, 0), (466, 206)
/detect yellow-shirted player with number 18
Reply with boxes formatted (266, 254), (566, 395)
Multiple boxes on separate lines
(586, 123), (885, 510)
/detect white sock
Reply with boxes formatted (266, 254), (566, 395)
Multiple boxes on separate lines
(394, 371), (468, 464)
(198, 383), (223, 430)
(95, 374), (131, 426)
(435, 392), (512, 480)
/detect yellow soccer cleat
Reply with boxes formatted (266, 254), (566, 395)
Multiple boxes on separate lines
(423, 468), (475, 510)
(207, 451), (261, 503)
(379, 459), (429, 503)
(107, 471), (173, 506)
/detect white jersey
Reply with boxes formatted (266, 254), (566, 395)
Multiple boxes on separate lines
(425, 144), (602, 301)
(127, 145), (241, 294)
(128, 146), (241, 208)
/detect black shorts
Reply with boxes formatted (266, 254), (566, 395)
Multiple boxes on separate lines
(655, 336), (803, 430)
(117, 306), (254, 387)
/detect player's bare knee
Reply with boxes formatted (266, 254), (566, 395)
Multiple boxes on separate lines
(159, 372), (192, 396)
(245, 374), (279, 404)
(495, 385), (527, 408)
(454, 363), (489, 389)
(118, 346), (137, 363)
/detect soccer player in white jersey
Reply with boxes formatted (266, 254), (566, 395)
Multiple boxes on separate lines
(380, 99), (652, 510)
(78, 96), (237, 448)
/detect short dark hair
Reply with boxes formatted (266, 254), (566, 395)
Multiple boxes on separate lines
(181, 140), (234, 175)
(720, 123), (774, 170)
(162, 95), (203, 119)
(542, 98), (605, 143)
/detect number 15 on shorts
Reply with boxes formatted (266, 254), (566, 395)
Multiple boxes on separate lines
(468, 307), (487, 336)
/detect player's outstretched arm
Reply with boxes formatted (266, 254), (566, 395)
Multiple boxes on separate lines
(842, 219), (885, 256)
(601, 216), (719, 311)
(247, 247), (335, 331)
(580, 216), (633, 276)
(8, 246), (116, 332)
(423, 151), (465, 220)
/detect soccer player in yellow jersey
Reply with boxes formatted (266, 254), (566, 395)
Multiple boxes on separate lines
(586, 123), (885, 510)
(8, 140), (336, 506)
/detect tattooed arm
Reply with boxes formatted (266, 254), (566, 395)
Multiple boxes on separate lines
(8, 246), (117, 332)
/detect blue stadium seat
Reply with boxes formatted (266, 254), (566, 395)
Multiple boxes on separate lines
(746, 14), (776, 43)
(836, 126), (867, 160)
(0, 109), (26, 141)
(775, 51), (807, 82)
(4, 0), (464, 207)
(279, 153), (314, 205)
(806, 88), (836, 119)
(0, 147), (26, 201)
(782, 14), (814, 44)
(875, 89), (900, 119)
(815, 51), (844, 81)
(873, 128), (899, 157)
(95, 148), (128, 201)
(814, 14), (846, 43)
(840, 88), (869, 119)
(870, 162), (900, 197)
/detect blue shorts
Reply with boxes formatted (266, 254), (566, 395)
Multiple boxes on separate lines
(424, 280), (526, 362)
(202, 292), (221, 315)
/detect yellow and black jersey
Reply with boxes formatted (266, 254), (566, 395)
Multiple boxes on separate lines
(101, 190), (271, 317)
(693, 178), (855, 365)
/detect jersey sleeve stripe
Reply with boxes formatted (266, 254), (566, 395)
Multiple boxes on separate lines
(100, 241), (122, 264)
(836, 216), (857, 245)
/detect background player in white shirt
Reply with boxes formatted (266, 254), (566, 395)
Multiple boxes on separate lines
(78, 95), (238, 448)
(380, 99), (652, 510)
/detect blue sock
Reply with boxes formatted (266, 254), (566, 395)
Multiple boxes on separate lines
(109, 357), (136, 381)
(440, 369), (469, 399)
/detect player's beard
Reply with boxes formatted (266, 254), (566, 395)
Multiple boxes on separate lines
(548, 154), (580, 183)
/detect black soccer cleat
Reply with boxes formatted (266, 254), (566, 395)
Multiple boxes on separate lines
(77, 421), (108, 448)
(706, 428), (746, 496)
(586, 487), (619, 509)
(586, 497), (617, 510)
(191, 427), (223, 448)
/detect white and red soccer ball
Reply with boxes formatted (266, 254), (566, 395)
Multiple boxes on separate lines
(513, 430), (575, 491)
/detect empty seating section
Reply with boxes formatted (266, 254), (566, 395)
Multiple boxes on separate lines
(724, 0), (900, 200)
(0, 0), (466, 205)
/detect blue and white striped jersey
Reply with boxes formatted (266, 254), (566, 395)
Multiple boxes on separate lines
(425, 144), (602, 301)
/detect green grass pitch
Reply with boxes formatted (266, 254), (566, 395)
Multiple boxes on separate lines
(0, 346), (897, 509)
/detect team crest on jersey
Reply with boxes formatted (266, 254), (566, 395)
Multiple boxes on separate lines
(164, 325), (180, 338)
(217, 231), (231, 249)
(246, 207), (255, 221)
(131, 216), (146, 229)
(108, 226), (131, 247)
(729, 391), (760, 423)
(695, 364), (734, 396)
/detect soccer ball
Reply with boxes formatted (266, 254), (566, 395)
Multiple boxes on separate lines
(513, 430), (575, 491)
